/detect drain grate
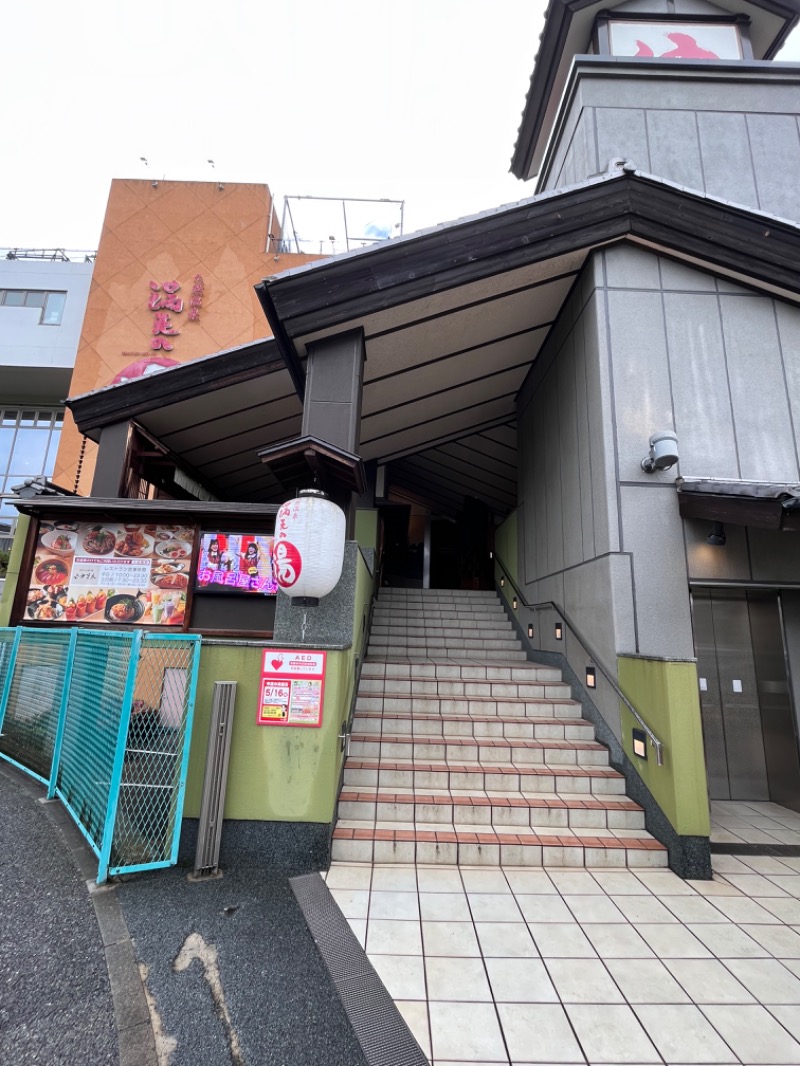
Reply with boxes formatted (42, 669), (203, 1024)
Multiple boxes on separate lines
(291, 872), (429, 1066)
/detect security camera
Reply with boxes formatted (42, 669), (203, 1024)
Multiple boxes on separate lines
(641, 431), (679, 473)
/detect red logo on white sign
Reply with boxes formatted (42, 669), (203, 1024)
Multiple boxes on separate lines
(275, 541), (302, 588)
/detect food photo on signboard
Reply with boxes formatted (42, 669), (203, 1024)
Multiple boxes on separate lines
(195, 532), (278, 596)
(25, 520), (197, 625)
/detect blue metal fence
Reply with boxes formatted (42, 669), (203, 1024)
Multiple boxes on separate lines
(0, 627), (201, 883)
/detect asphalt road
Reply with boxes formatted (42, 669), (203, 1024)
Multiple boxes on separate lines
(0, 763), (370, 1066)
(117, 862), (370, 1066)
(0, 767), (118, 1065)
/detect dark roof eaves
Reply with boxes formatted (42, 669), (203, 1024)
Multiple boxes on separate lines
(67, 336), (285, 437)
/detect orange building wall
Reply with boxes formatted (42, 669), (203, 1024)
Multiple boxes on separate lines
(56, 178), (318, 495)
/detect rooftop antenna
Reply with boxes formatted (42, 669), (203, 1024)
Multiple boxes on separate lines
(208, 159), (223, 190)
(140, 156), (158, 187)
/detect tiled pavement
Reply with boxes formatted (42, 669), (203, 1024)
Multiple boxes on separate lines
(325, 853), (800, 1066)
(710, 801), (800, 847)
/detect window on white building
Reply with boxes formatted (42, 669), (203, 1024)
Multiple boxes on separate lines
(0, 409), (65, 518)
(0, 289), (67, 325)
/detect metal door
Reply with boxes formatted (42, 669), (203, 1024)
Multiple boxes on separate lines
(691, 588), (800, 810)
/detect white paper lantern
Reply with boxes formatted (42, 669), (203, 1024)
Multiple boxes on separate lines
(273, 489), (346, 603)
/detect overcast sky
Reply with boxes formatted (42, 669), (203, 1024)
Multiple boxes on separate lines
(4, 1), (800, 252)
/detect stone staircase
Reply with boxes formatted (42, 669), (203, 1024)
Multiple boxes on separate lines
(331, 588), (667, 868)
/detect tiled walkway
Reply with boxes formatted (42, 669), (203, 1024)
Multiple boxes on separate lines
(710, 801), (800, 847)
(325, 854), (800, 1065)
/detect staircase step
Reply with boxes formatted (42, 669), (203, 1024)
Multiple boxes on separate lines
(361, 660), (562, 682)
(348, 734), (610, 766)
(352, 711), (595, 740)
(331, 823), (667, 868)
(373, 622), (516, 631)
(359, 678), (571, 701)
(370, 633), (521, 646)
(343, 759), (627, 795)
(355, 694), (577, 718)
(333, 587), (668, 871)
(337, 790), (646, 830)
(368, 646), (528, 661)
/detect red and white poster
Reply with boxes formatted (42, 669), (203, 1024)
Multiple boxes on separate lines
(256, 649), (327, 727)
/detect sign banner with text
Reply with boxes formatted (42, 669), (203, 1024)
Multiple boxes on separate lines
(27, 520), (196, 626)
(256, 649), (326, 727)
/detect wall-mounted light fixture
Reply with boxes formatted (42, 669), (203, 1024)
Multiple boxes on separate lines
(641, 430), (679, 473)
(512, 597), (518, 610)
(489, 551), (493, 560)
(707, 522), (726, 546)
(585, 665), (597, 689)
(555, 622), (563, 641)
(527, 623), (534, 638)
(500, 576), (505, 588)
(632, 728), (647, 760)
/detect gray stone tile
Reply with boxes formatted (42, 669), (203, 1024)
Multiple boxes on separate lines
(546, 957), (624, 1003)
(528, 923), (597, 959)
(430, 1001), (508, 1062)
(739, 923), (800, 959)
(722, 957), (800, 1004)
(499, 1003), (585, 1063)
(484, 957), (559, 1003)
(633, 1004), (737, 1063)
(425, 956), (493, 1002)
(581, 923), (655, 959)
(685, 922), (767, 958)
(566, 1003), (660, 1063)
(605, 958), (690, 1004)
(664, 958), (754, 1004)
(701, 1003), (800, 1064)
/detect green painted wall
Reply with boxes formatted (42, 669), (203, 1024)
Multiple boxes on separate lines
(618, 655), (710, 837)
(0, 515), (30, 627)
(355, 509), (379, 554)
(184, 546), (376, 824)
(494, 509), (519, 613)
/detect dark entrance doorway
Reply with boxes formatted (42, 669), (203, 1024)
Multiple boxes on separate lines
(691, 588), (800, 812)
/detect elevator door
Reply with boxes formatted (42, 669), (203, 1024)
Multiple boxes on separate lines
(692, 589), (800, 811)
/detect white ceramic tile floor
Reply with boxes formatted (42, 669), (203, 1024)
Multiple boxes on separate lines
(324, 852), (800, 1065)
(710, 800), (800, 846)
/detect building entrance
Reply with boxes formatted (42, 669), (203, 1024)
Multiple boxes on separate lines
(691, 588), (800, 813)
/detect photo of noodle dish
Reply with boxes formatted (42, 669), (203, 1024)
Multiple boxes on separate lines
(34, 557), (69, 585)
(82, 526), (116, 556)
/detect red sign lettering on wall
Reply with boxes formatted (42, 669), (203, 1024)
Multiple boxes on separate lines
(149, 280), (182, 351)
(188, 274), (204, 322)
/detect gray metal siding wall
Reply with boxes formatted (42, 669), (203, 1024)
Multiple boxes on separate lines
(518, 258), (634, 737)
(518, 246), (800, 727)
(545, 74), (800, 223)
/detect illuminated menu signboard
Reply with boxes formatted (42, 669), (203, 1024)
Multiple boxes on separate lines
(195, 532), (278, 596)
(26, 521), (196, 625)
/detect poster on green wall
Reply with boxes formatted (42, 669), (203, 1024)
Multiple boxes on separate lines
(256, 649), (326, 727)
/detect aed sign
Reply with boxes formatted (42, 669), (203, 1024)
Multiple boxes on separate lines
(256, 649), (326, 728)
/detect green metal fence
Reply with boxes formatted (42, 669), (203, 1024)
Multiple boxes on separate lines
(0, 627), (201, 883)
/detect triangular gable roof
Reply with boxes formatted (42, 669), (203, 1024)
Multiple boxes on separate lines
(69, 169), (800, 507)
